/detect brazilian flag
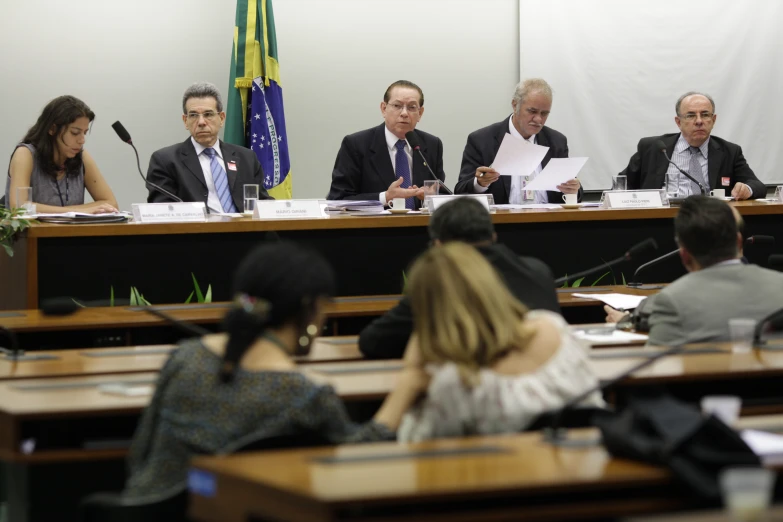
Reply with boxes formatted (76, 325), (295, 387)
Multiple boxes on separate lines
(225, 0), (292, 199)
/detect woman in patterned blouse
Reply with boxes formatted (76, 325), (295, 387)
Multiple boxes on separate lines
(124, 242), (427, 500)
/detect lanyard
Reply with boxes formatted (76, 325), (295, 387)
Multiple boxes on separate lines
(53, 175), (69, 207)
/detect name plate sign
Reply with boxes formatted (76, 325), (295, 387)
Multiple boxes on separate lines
(425, 194), (494, 212)
(132, 202), (207, 223)
(602, 190), (665, 209)
(253, 199), (323, 219)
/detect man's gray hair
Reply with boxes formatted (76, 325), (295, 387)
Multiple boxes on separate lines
(512, 78), (553, 114)
(182, 82), (224, 114)
(675, 91), (715, 116)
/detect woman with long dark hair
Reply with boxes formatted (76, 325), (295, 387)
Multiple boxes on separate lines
(123, 242), (427, 499)
(5, 95), (118, 213)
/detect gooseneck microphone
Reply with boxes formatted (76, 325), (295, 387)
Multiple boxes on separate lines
(655, 139), (708, 195)
(543, 343), (688, 446)
(745, 235), (775, 246)
(112, 121), (184, 203)
(405, 131), (453, 195)
(626, 249), (680, 288)
(554, 238), (658, 287)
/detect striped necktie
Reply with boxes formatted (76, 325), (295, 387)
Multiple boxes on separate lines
(688, 146), (707, 194)
(394, 140), (415, 209)
(203, 147), (237, 213)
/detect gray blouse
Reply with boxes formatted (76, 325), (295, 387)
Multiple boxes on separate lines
(5, 143), (85, 207)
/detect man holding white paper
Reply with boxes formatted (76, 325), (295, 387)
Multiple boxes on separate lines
(454, 79), (582, 204)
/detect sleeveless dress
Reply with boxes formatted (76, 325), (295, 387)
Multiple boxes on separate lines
(5, 143), (85, 207)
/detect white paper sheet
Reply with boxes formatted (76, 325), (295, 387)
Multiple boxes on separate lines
(490, 134), (549, 177)
(571, 293), (647, 311)
(741, 430), (783, 465)
(573, 329), (649, 344)
(523, 157), (589, 191)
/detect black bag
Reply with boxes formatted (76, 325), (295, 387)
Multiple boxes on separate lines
(594, 391), (761, 499)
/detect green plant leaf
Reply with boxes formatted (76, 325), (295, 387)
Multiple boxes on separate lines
(184, 291), (194, 304)
(592, 271), (610, 286)
(204, 285), (212, 303)
(130, 287), (138, 306)
(621, 273), (626, 286)
(110, 286), (114, 307)
(191, 273), (204, 303)
(71, 298), (86, 308)
(572, 277), (585, 287)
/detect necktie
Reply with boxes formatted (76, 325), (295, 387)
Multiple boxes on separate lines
(203, 147), (237, 213)
(394, 140), (415, 210)
(688, 146), (706, 195)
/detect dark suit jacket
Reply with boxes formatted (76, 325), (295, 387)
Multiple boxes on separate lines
(358, 243), (560, 359)
(146, 139), (271, 207)
(619, 133), (765, 198)
(454, 117), (582, 204)
(326, 124), (446, 209)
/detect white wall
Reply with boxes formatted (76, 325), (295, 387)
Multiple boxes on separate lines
(520, 0), (783, 189)
(2, 0), (520, 210)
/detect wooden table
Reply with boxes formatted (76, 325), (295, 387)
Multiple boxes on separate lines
(190, 412), (783, 522)
(2, 201), (778, 310)
(0, 337), (363, 381)
(0, 286), (659, 349)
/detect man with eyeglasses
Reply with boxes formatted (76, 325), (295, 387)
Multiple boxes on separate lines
(146, 81), (271, 211)
(619, 92), (764, 200)
(327, 80), (446, 209)
(454, 78), (582, 204)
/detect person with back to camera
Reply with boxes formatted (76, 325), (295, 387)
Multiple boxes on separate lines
(123, 242), (428, 499)
(5, 95), (118, 213)
(397, 242), (603, 442)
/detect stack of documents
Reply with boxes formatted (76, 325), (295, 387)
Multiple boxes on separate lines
(491, 134), (588, 189)
(324, 200), (385, 213)
(31, 212), (130, 224)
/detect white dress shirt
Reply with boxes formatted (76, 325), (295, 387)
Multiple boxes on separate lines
(190, 137), (228, 213)
(380, 126), (414, 206)
(473, 116), (547, 204)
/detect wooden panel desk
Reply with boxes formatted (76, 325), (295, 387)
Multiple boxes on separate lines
(2, 201), (778, 310)
(0, 337), (363, 381)
(0, 286), (659, 349)
(189, 413), (783, 522)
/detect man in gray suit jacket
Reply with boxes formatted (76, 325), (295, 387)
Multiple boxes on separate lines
(146, 82), (271, 211)
(454, 78), (582, 204)
(606, 196), (783, 346)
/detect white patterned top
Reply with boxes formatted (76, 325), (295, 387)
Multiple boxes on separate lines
(398, 311), (604, 442)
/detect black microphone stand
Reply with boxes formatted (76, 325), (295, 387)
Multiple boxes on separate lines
(625, 249), (679, 289)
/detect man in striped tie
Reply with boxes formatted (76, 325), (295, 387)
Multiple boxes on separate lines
(146, 82), (271, 211)
(619, 91), (764, 200)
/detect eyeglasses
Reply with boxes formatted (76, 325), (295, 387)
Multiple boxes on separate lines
(386, 102), (421, 114)
(186, 111), (219, 122)
(682, 111), (714, 122)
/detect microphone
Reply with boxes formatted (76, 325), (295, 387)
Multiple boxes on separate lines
(555, 238), (658, 287)
(655, 139), (708, 196)
(405, 131), (453, 195)
(41, 297), (82, 316)
(745, 235), (775, 246)
(543, 343), (688, 446)
(626, 248), (680, 288)
(112, 121), (183, 203)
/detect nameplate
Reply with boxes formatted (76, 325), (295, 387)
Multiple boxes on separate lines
(132, 202), (207, 223)
(425, 194), (493, 212)
(602, 190), (665, 209)
(253, 199), (323, 219)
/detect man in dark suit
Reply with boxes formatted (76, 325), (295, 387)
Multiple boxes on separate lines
(454, 78), (582, 205)
(619, 92), (764, 200)
(326, 80), (446, 210)
(359, 197), (560, 359)
(146, 82), (271, 211)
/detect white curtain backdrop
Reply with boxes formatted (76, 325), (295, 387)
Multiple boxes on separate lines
(519, 0), (783, 190)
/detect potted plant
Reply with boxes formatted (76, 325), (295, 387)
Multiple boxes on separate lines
(0, 205), (35, 257)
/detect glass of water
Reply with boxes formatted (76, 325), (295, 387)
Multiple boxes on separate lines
(243, 184), (259, 215)
(16, 186), (36, 214)
(612, 175), (627, 191)
(775, 185), (783, 202)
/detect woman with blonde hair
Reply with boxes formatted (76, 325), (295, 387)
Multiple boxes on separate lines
(398, 242), (603, 442)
